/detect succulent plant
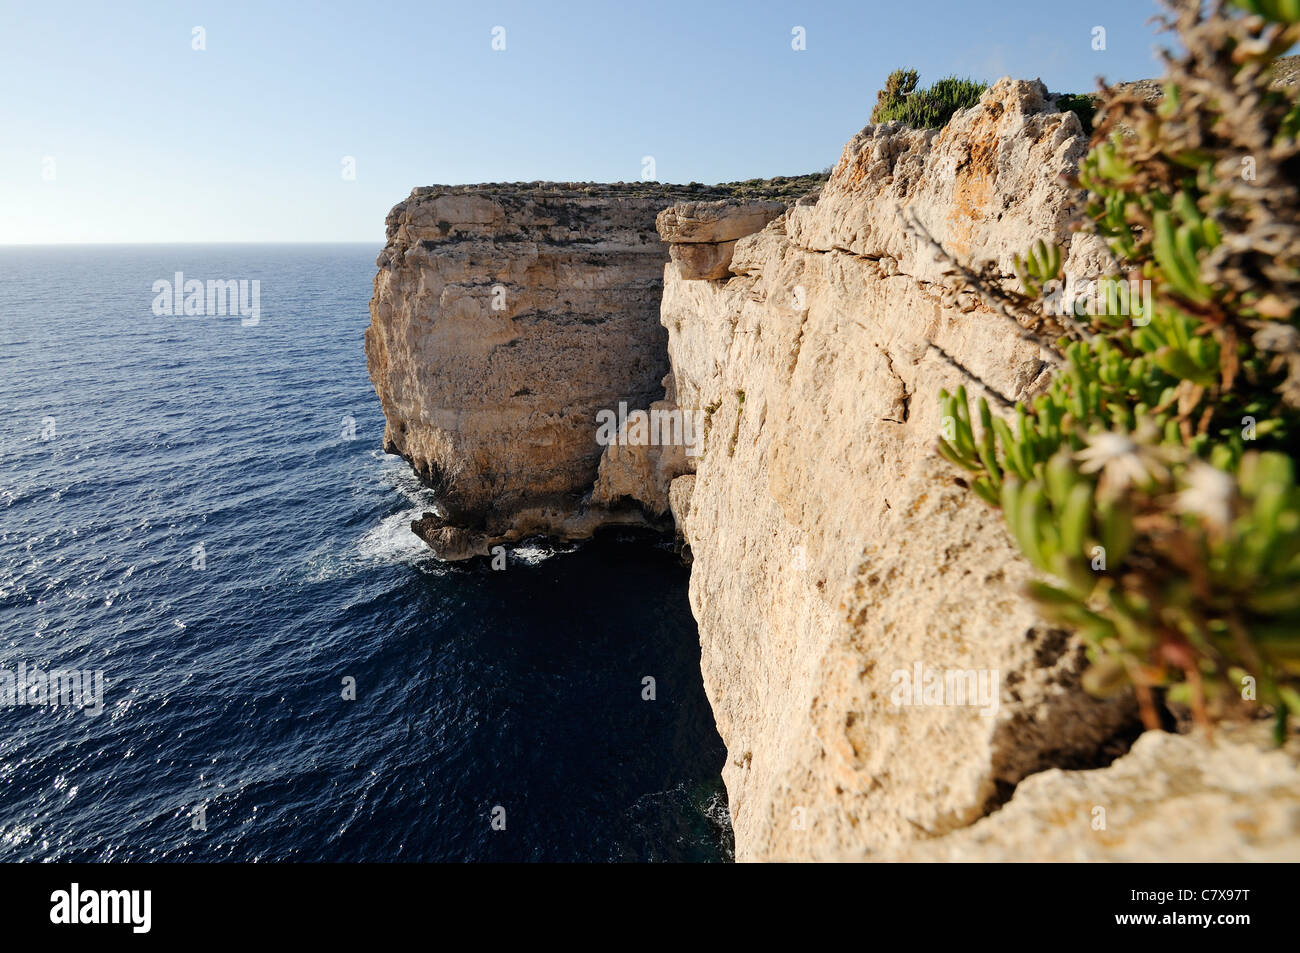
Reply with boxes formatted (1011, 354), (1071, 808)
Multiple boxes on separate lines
(1234, 0), (1300, 22)
(937, 0), (1300, 740)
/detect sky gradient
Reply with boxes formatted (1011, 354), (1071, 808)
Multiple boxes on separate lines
(0, 0), (1175, 244)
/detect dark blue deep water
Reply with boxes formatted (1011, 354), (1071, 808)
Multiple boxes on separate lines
(0, 245), (731, 861)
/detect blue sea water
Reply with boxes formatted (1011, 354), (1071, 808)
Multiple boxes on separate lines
(0, 244), (731, 862)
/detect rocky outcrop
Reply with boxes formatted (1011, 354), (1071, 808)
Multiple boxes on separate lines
(366, 182), (818, 559)
(658, 200), (787, 279)
(871, 724), (1300, 861)
(366, 81), (1299, 861)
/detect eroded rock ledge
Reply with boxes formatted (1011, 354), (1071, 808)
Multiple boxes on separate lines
(365, 83), (1300, 861)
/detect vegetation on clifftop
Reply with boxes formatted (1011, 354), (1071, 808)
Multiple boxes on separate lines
(936, 0), (1300, 739)
(871, 68), (988, 129)
(682, 174), (829, 200)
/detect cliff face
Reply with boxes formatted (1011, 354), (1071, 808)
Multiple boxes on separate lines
(365, 184), (692, 558)
(656, 80), (1136, 859)
(366, 82), (1300, 861)
(366, 181), (818, 558)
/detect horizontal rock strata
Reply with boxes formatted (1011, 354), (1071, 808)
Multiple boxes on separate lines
(659, 200), (788, 279)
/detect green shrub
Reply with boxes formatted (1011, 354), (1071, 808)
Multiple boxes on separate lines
(935, 0), (1300, 739)
(871, 69), (987, 129)
(872, 68), (918, 123)
(1053, 93), (1098, 134)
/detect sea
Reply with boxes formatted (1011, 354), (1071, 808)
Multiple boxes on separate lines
(0, 244), (731, 862)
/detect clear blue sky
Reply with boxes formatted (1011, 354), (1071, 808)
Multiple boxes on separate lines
(0, 0), (1171, 243)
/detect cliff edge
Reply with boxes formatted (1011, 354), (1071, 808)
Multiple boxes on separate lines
(365, 81), (1300, 861)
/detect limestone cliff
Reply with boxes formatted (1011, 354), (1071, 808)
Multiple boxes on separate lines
(654, 80), (1135, 860)
(366, 181), (818, 558)
(366, 82), (1300, 861)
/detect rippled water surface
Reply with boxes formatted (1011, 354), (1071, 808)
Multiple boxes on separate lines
(0, 244), (731, 861)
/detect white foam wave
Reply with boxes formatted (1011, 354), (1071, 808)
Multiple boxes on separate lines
(510, 543), (562, 566)
(357, 507), (431, 563)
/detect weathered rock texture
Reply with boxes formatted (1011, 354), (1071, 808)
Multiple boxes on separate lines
(870, 723), (1300, 861)
(366, 182), (818, 558)
(367, 82), (1300, 862)
(659, 200), (787, 279)
(654, 80), (1140, 860)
